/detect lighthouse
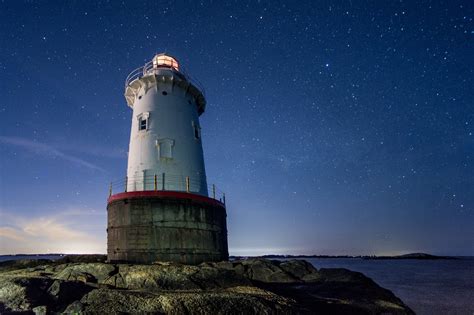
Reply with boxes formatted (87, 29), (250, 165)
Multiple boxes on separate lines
(107, 54), (229, 264)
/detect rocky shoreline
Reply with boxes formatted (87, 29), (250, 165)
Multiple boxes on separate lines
(0, 255), (414, 314)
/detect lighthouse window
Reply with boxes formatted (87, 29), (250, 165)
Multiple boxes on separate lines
(137, 112), (150, 131)
(139, 118), (147, 130)
(192, 122), (201, 140)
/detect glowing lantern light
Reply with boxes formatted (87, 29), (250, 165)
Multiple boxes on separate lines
(153, 54), (179, 70)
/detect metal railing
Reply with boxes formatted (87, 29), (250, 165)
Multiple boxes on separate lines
(124, 60), (206, 97)
(108, 174), (225, 204)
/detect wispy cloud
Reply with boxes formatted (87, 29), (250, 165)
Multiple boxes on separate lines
(0, 227), (27, 242)
(0, 136), (105, 171)
(0, 208), (106, 254)
(60, 142), (127, 159)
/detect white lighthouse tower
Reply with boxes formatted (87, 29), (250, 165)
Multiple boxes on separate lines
(124, 54), (208, 195)
(107, 54), (228, 264)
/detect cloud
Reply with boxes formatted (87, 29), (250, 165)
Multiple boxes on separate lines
(0, 227), (27, 242)
(59, 141), (127, 159)
(0, 208), (106, 254)
(0, 136), (105, 171)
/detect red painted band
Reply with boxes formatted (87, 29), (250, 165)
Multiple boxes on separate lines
(107, 190), (225, 208)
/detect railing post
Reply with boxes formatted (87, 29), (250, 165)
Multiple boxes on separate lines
(154, 174), (157, 191)
(109, 182), (112, 197)
(162, 173), (165, 190)
(212, 184), (216, 199)
(186, 176), (190, 192)
(124, 176), (128, 192)
(223, 193), (226, 205)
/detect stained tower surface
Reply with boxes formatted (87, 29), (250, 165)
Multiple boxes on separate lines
(107, 54), (229, 264)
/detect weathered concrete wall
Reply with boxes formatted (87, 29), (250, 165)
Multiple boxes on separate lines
(107, 196), (228, 264)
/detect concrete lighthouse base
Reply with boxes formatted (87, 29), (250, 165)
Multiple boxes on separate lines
(107, 191), (228, 265)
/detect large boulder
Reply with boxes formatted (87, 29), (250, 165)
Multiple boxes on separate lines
(64, 287), (294, 314)
(0, 276), (53, 311)
(53, 262), (116, 283)
(0, 256), (414, 314)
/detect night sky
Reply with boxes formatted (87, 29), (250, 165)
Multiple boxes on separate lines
(0, 1), (473, 256)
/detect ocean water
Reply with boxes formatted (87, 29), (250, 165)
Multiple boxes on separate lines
(0, 255), (65, 262)
(1, 255), (473, 314)
(304, 257), (474, 315)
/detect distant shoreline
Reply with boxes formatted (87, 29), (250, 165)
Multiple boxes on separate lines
(231, 253), (461, 260)
(0, 253), (466, 261)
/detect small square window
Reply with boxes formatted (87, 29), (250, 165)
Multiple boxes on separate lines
(139, 118), (147, 131)
(137, 112), (150, 131)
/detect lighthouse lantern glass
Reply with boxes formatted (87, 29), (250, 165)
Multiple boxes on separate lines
(153, 55), (179, 70)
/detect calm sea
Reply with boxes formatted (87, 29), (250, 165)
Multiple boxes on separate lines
(0, 255), (65, 262)
(1, 255), (473, 314)
(304, 257), (474, 315)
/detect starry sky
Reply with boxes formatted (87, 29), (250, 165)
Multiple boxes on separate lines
(0, 1), (473, 256)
